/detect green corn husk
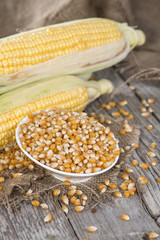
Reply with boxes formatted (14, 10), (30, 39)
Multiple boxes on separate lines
(0, 18), (145, 94)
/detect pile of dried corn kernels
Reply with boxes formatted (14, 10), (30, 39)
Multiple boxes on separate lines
(19, 109), (120, 174)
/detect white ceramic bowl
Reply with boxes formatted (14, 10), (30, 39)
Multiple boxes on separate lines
(16, 112), (120, 183)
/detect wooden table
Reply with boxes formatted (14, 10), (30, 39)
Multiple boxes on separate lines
(0, 68), (160, 240)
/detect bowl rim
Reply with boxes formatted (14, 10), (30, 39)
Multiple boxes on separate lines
(16, 111), (120, 178)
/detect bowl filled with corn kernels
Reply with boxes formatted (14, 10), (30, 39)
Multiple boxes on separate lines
(16, 109), (120, 183)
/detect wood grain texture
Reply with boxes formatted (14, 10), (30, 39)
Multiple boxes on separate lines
(0, 68), (160, 240)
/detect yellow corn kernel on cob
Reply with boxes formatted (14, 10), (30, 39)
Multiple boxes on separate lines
(0, 75), (113, 149)
(0, 18), (145, 94)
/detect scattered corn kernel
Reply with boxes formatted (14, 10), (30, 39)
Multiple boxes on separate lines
(147, 151), (156, 158)
(12, 173), (22, 178)
(0, 186), (3, 191)
(87, 226), (97, 232)
(148, 107), (153, 113)
(151, 161), (157, 166)
(105, 119), (112, 125)
(114, 191), (122, 198)
(122, 173), (129, 180)
(112, 112), (120, 117)
(125, 168), (133, 173)
(106, 105), (111, 110)
(140, 163), (149, 169)
(158, 178), (160, 183)
(70, 196), (77, 204)
(131, 143), (139, 149)
(118, 100), (128, 106)
(132, 160), (139, 166)
(74, 199), (81, 206)
(140, 106), (147, 112)
(32, 200), (40, 207)
(53, 189), (61, 197)
(68, 189), (76, 197)
(26, 189), (33, 196)
(109, 183), (117, 189)
(0, 177), (5, 183)
(141, 112), (150, 117)
(148, 98), (155, 104)
(62, 205), (68, 214)
(61, 195), (69, 205)
(121, 213), (130, 221)
(76, 189), (83, 196)
(148, 232), (159, 239)
(75, 206), (84, 212)
(146, 125), (153, 131)
(63, 180), (71, 186)
(41, 203), (48, 210)
(124, 191), (130, 197)
(138, 176), (148, 184)
(44, 213), (53, 223)
(150, 143), (156, 149)
(101, 103), (106, 108)
(109, 101), (116, 108)
(104, 178), (110, 186)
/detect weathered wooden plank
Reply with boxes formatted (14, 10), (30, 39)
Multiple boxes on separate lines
(67, 184), (160, 240)
(0, 193), (78, 240)
(62, 68), (160, 240)
(89, 68), (160, 219)
(0, 67), (160, 240)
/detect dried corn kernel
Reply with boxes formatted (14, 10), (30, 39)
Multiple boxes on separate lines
(132, 160), (139, 166)
(141, 112), (150, 117)
(138, 176), (148, 184)
(140, 163), (149, 169)
(121, 173), (129, 180)
(151, 161), (157, 166)
(61, 195), (69, 205)
(0, 177), (5, 183)
(63, 180), (71, 186)
(70, 196), (77, 204)
(75, 206), (84, 212)
(12, 173), (22, 178)
(146, 125), (153, 131)
(32, 200), (40, 207)
(147, 151), (156, 158)
(121, 213), (129, 221)
(125, 168), (133, 173)
(44, 213), (53, 223)
(74, 199), (81, 206)
(109, 102), (116, 108)
(150, 143), (156, 149)
(104, 178), (110, 186)
(53, 189), (61, 197)
(148, 232), (159, 239)
(124, 191), (130, 197)
(109, 183), (117, 189)
(87, 226), (97, 232)
(41, 203), (48, 210)
(114, 191), (122, 198)
(0, 185), (3, 191)
(118, 100), (127, 106)
(112, 112), (120, 117)
(62, 205), (68, 214)
(148, 98), (155, 104)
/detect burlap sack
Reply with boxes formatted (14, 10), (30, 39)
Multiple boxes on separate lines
(0, 116), (140, 214)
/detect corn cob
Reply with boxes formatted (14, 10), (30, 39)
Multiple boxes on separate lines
(0, 75), (113, 149)
(0, 18), (145, 94)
